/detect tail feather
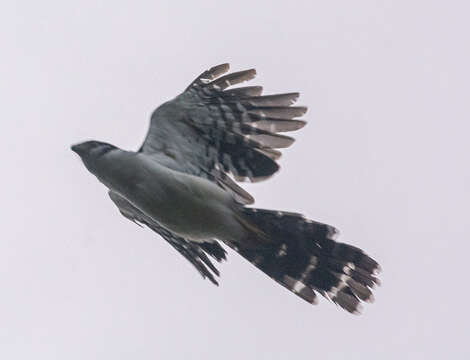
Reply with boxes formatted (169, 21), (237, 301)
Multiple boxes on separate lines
(232, 208), (381, 314)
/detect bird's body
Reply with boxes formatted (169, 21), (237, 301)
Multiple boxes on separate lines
(87, 147), (246, 242)
(72, 64), (381, 313)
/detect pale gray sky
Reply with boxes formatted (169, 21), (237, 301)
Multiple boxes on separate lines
(2, 1), (469, 359)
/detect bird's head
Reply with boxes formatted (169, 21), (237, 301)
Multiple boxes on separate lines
(71, 140), (117, 158)
(71, 140), (118, 171)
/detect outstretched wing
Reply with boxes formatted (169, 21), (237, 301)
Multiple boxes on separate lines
(139, 63), (307, 204)
(108, 191), (226, 285)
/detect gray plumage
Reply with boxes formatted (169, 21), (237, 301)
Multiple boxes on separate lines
(71, 64), (380, 313)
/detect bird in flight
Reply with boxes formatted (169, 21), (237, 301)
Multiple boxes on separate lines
(71, 64), (380, 314)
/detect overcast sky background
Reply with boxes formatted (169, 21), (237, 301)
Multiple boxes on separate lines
(2, 1), (469, 359)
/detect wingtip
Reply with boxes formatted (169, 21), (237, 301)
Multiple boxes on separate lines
(351, 303), (364, 315)
(297, 119), (307, 129)
(212, 63), (230, 73)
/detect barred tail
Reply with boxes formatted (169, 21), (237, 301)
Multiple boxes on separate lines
(233, 208), (381, 314)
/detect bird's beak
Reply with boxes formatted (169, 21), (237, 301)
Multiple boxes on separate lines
(70, 143), (82, 155)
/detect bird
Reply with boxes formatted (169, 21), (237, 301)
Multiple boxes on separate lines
(71, 63), (380, 314)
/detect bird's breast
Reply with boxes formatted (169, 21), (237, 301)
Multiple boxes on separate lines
(109, 154), (244, 243)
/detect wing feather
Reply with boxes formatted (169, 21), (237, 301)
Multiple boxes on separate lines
(140, 63), (307, 196)
(108, 191), (226, 285)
